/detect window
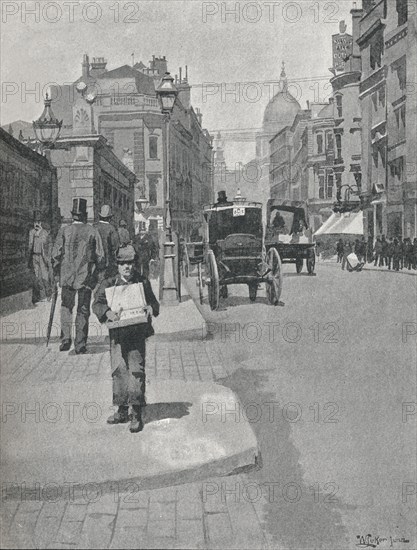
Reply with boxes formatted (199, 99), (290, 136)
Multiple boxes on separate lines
(316, 133), (323, 154)
(326, 131), (334, 151)
(370, 32), (383, 70)
(327, 173), (334, 199)
(319, 174), (325, 199)
(113, 188), (117, 205)
(378, 87), (385, 108)
(335, 134), (342, 159)
(372, 92), (378, 111)
(396, 0), (408, 26)
(149, 136), (158, 159)
(335, 95), (343, 118)
(148, 176), (157, 206)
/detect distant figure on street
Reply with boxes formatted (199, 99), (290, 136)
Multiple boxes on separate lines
(341, 241), (352, 270)
(28, 211), (52, 303)
(94, 205), (119, 281)
(52, 198), (104, 354)
(400, 238), (407, 269)
(404, 238), (413, 270)
(336, 239), (344, 263)
(273, 212), (287, 233)
(190, 226), (202, 242)
(374, 237), (383, 267)
(133, 231), (157, 278)
(381, 235), (388, 267)
(386, 237), (393, 270)
(413, 238), (417, 269)
(367, 239), (374, 263)
(392, 238), (401, 271)
(359, 237), (367, 263)
(118, 219), (131, 247)
(354, 239), (361, 262)
(92, 244), (159, 433)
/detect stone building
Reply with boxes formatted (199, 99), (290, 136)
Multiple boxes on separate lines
(0, 127), (59, 311)
(269, 14), (363, 233)
(358, 0), (416, 240)
(50, 55), (213, 238)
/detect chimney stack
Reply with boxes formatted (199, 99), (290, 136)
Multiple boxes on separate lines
(90, 57), (107, 78)
(179, 67), (182, 82)
(185, 65), (188, 81)
(82, 54), (90, 80)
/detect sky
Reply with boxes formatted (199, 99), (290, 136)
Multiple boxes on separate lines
(0, 0), (357, 164)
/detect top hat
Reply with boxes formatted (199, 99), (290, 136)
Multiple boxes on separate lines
(33, 210), (42, 222)
(116, 244), (136, 263)
(217, 190), (227, 201)
(71, 198), (88, 216)
(99, 204), (112, 218)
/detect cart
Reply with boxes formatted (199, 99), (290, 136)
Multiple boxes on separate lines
(265, 199), (316, 275)
(185, 192), (283, 310)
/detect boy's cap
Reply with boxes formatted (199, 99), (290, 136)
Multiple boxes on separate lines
(116, 245), (136, 262)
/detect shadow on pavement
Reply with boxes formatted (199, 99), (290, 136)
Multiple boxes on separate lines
(217, 367), (349, 550)
(143, 401), (192, 425)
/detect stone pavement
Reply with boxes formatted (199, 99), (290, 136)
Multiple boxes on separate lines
(1, 473), (269, 549)
(0, 284), (267, 549)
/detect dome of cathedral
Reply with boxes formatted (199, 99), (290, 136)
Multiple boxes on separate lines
(262, 63), (301, 134)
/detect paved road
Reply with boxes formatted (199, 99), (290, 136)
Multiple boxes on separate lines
(186, 263), (417, 550)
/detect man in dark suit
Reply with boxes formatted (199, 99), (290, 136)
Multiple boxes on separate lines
(94, 205), (119, 281)
(51, 198), (104, 354)
(118, 219), (131, 247)
(92, 244), (159, 433)
(28, 211), (52, 302)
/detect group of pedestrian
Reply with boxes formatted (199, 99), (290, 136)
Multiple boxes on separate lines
(336, 235), (417, 272)
(28, 198), (160, 433)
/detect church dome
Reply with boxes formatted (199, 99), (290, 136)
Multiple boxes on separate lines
(262, 62), (301, 134)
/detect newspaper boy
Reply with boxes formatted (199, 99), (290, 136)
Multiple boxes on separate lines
(93, 244), (159, 433)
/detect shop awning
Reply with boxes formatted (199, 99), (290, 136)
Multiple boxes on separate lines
(314, 211), (364, 236)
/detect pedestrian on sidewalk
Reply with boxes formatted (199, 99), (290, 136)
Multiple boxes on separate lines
(367, 239), (374, 263)
(118, 219), (131, 247)
(413, 238), (417, 269)
(405, 238), (413, 270)
(94, 205), (120, 282)
(92, 244), (159, 433)
(336, 239), (344, 263)
(51, 198), (104, 354)
(374, 237), (383, 267)
(28, 211), (52, 303)
(392, 238), (401, 271)
(341, 241), (352, 270)
(381, 235), (388, 267)
(386, 237), (393, 270)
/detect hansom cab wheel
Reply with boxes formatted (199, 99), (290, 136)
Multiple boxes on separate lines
(248, 283), (258, 302)
(206, 250), (220, 310)
(266, 247), (283, 305)
(295, 258), (303, 274)
(197, 262), (204, 305)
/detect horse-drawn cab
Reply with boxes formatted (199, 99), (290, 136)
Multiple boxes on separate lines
(186, 191), (283, 310)
(265, 199), (316, 275)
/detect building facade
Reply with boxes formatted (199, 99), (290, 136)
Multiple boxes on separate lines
(358, 0), (416, 240)
(49, 135), (136, 234)
(0, 127), (59, 307)
(50, 55), (213, 239)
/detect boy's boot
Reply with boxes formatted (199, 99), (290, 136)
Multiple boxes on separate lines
(107, 406), (129, 424)
(129, 405), (144, 433)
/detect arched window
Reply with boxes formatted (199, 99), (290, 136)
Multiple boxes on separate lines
(316, 133), (323, 154)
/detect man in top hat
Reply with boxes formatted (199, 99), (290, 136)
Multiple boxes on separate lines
(94, 205), (120, 281)
(52, 198), (104, 354)
(118, 219), (131, 247)
(28, 211), (52, 302)
(214, 190), (233, 207)
(92, 244), (159, 433)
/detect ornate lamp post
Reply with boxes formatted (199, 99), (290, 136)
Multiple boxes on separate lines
(156, 72), (179, 305)
(32, 93), (63, 151)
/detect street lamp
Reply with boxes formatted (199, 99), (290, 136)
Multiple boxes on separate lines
(156, 72), (179, 305)
(33, 93), (63, 150)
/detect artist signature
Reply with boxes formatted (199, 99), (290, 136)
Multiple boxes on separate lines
(356, 534), (410, 548)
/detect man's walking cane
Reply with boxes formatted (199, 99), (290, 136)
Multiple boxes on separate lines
(46, 282), (58, 347)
